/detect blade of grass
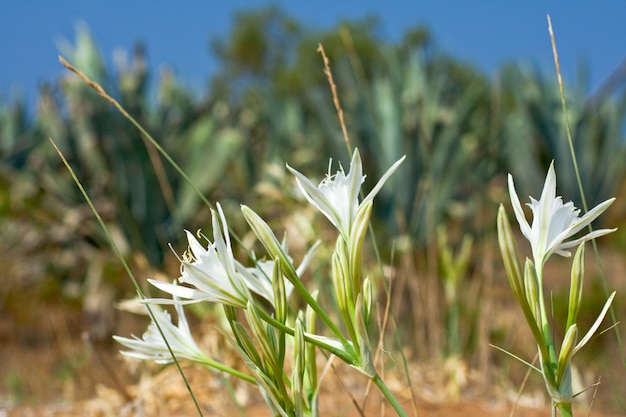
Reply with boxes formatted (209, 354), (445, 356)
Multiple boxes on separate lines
(488, 344), (542, 374)
(508, 351), (538, 417)
(49, 138), (204, 417)
(547, 15), (625, 368)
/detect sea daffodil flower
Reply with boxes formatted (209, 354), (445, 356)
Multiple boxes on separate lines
(287, 148), (405, 239)
(508, 161), (616, 269)
(113, 303), (207, 364)
(147, 203), (319, 309)
(147, 203), (253, 308)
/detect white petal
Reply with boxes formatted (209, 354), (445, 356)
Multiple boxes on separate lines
(363, 154), (406, 205)
(508, 174), (532, 240)
(574, 292), (616, 355)
(148, 279), (208, 300)
(563, 198), (616, 238)
(539, 161), (557, 208)
(287, 164), (343, 232)
(556, 228), (618, 251)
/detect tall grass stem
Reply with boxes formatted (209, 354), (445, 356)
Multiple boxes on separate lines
(547, 15), (626, 368)
(49, 138), (205, 417)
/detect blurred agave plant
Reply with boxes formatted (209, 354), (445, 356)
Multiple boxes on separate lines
(499, 65), (626, 210)
(314, 48), (497, 244)
(28, 25), (259, 267)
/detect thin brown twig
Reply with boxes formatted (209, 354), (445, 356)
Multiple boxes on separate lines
(58, 55), (177, 221)
(59, 56), (130, 119)
(547, 17), (565, 97)
(586, 375), (601, 417)
(82, 332), (133, 402)
(329, 362), (366, 417)
(317, 43), (351, 152)
(362, 246), (418, 417)
(508, 352), (538, 417)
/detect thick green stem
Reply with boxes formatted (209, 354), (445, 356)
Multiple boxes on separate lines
(371, 373), (408, 417)
(536, 267), (557, 366)
(556, 401), (573, 417)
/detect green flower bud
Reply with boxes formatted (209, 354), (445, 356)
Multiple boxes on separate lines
(362, 277), (373, 327)
(354, 293), (375, 378)
(241, 205), (299, 284)
(523, 259), (540, 323)
(497, 205), (524, 303)
(272, 256), (287, 325)
(245, 301), (279, 376)
(566, 244), (585, 330)
(349, 200), (373, 287)
(557, 324), (578, 387)
(231, 321), (262, 367)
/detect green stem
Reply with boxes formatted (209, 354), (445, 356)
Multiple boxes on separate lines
(255, 307), (356, 365)
(289, 272), (353, 354)
(198, 357), (256, 384)
(371, 373), (408, 417)
(556, 401), (573, 417)
(536, 267), (557, 366)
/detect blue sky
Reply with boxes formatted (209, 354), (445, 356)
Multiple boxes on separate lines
(1, 2), (625, 109)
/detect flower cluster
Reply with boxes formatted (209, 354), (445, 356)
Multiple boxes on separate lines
(114, 148), (408, 417)
(113, 302), (207, 364)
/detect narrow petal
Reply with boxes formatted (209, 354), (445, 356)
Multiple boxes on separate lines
(574, 292), (616, 355)
(185, 230), (207, 260)
(539, 161), (558, 207)
(555, 228), (618, 251)
(287, 164), (343, 232)
(363, 154), (406, 205)
(148, 279), (209, 300)
(212, 205), (244, 294)
(507, 174), (532, 240)
(347, 149), (364, 219)
(562, 198), (616, 238)
(295, 240), (321, 277)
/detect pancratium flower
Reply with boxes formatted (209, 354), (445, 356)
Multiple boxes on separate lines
(287, 148), (405, 239)
(146, 203), (319, 310)
(113, 303), (207, 364)
(147, 203), (253, 309)
(508, 161), (616, 269)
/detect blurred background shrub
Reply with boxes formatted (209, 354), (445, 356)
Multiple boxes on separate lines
(1, 7), (625, 397)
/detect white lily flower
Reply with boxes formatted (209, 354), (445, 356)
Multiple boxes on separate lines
(287, 148), (405, 238)
(147, 203), (320, 310)
(113, 303), (207, 364)
(508, 161), (616, 268)
(147, 203), (252, 309)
